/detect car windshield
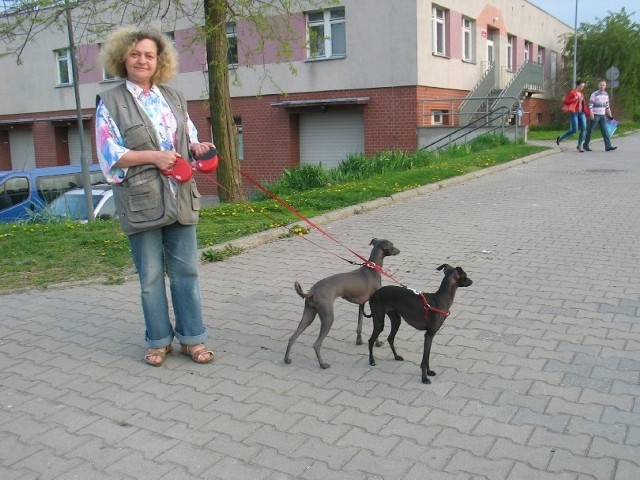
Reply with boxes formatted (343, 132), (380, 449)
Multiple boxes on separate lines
(49, 192), (102, 220)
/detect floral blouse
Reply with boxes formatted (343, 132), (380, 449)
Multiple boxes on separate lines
(95, 80), (199, 184)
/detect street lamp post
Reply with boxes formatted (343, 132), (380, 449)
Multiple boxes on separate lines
(572, 0), (578, 85)
(65, 0), (95, 221)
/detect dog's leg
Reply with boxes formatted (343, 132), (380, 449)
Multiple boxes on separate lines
(368, 311), (385, 366)
(356, 304), (365, 345)
(357, 304), (384, 347)
(420, 333), (436, 384)
(284, 306), (317, 365)
(386, 311), (404, 361)
(312, 304), (335, 369)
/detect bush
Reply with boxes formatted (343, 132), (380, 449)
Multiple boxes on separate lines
(262, 133), (511, 195)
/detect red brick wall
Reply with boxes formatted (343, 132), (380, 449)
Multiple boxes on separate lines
(522, 96), (554, 126)
(33, 121), (59, 168)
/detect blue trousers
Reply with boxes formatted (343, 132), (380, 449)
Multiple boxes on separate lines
(584, 114), (613, 150)
(559, 112), (587, 147)
(128, 222), (208, 348)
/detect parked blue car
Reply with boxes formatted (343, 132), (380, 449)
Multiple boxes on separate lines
(0, 164), (105, 222)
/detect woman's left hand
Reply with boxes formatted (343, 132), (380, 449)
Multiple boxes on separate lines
(190, 142), (216, 158)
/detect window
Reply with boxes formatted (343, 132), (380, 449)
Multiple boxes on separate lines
(432, 7), (447, 56)
(227, 23), (238, 66)
(431, 110), (447, 125)
(506, 35), (514, 71)
(537, 46), (545, 65)
(524, 40), (532, 63)
(56, 48), (72, 85)
(99, 44), (118, 81)
(234, 117), (243, 160)
(462, 17), (474, 62)
(0, 177), (29, 211)
(307, 7), (346, 60)
(36, 171), (104, 204)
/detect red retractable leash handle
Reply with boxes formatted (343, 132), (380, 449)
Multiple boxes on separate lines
(162, 148), (219, 183)
(193, 147), (219, 173)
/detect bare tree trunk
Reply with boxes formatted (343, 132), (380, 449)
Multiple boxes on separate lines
(204, 0), (245, 202)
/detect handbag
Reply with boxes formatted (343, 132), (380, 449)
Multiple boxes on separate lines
(604, 118), (618, 138)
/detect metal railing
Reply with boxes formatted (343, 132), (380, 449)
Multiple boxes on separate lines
(419, 105), (514, 152)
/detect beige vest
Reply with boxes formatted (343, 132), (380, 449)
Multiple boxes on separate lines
(97, 83), (200, 235)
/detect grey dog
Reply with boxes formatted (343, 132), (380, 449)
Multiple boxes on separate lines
(284, 238), (400, 369)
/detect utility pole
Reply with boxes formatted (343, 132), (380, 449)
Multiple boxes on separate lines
(572, 0), (578, 85)
(65, 0), (95, 221)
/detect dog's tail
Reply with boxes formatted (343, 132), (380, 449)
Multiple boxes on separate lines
(362, 302), (373, 318)
(294, 281), (310, 299)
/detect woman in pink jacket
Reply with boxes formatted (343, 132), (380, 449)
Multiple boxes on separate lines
(556, 80), (591, 152)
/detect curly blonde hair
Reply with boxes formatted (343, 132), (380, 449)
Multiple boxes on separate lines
(99, 26), (178, 84)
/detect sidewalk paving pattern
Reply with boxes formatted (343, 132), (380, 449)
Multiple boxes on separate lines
(2, 134), (639, 479)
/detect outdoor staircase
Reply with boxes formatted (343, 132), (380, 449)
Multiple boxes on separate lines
(460, 60), (544, 126)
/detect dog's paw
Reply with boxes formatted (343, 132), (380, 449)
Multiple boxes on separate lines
(427, 370), (436, 376)
(421, 376), (432, 384)
(394, 355), (404, 361)
(284, 357), (292, 364)
(320, 362), (330, 369)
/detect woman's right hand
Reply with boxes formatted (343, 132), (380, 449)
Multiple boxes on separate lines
(155, 150), (180, 171)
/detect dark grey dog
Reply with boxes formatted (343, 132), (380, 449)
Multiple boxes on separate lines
(366, 264), (472, 383)
(284, 238), (400, 369)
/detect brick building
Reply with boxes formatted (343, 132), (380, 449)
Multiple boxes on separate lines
(0, 0), (571, 195)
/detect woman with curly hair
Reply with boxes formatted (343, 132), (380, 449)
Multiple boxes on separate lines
(95, 27), (216, 367)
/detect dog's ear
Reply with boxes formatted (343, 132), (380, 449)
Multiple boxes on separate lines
(456, 267), (473, 287)
(436, 264), (452, 272)
(370, 238), (378, 246)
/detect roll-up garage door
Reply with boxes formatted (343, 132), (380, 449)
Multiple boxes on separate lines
(68, 125), (93, 166)
(299, 110), (364, 169)
(9, 129), (36, 170)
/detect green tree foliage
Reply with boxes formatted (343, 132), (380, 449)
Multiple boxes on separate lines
(563, 8), (640, 118)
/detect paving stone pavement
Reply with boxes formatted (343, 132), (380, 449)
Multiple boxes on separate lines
(2, 133), (639, 480)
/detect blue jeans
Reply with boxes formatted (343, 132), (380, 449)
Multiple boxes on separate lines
(584, 114), (612, 150)
(128, 222), (208, 348)
(559, 112), (587, 146)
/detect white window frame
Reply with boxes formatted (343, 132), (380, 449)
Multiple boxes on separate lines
(462, 17), (474, 62)
(432, 7), (447, 56)
(227, 22), (238, 66)
(306, 7), (346, 60)
(506, 35), (514, 71)
(537, 46), (545, 65)
(99, 44), (118, 82)
(234, 117), (243, 160)
(524, 40), (532, 63)
(431, 110), (444, 125)
(55, 48), (72, 86)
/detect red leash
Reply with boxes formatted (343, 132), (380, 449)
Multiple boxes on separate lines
(193, 160), (404, 284)
(418, 292), (450, 317)
(238, 168), (407, 285)
(194, 169), (367, 267)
